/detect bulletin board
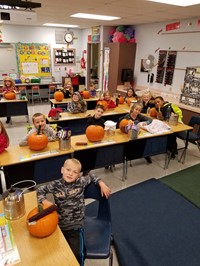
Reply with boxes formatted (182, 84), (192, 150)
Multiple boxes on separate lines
(16, 42), (51, 77)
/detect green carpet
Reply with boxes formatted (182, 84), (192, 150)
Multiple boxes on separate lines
(160, 163), (200, 208)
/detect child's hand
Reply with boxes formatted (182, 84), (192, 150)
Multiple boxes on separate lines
(99, 181), (111, 199)
(157, 112), (164, 120)
(42, 199), (53, 207)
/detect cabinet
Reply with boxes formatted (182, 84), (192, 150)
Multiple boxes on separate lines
(54, 48), (75, 65)
(62, 76), (85, 91)
(103, 43), (137, 95)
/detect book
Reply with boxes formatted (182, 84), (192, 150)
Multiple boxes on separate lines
(0, 214), (20, 266)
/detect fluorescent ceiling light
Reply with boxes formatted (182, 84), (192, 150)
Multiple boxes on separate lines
(43, 23), (79, 28)
(147, 0), (200, 6)
(71, 13), (120, 21)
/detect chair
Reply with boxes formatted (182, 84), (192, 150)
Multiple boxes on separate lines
(48, 84), (56, 100)
(29, 85), (41, 104)
(177, 116), (200, 163)
(18, 86), (27, 98)
(84, 183), (113, 266)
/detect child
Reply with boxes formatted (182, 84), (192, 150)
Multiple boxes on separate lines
(89, 82), (96, 98)
(140, 91), (155, 113)
(98, 91), (116, 109)
(2, 77), (18, 124)
(124, 87), (138, 103)
(19, 112), (57, 146)
(37, 158), (111, 265)
(86, 104), (105, 128)
(63, 81), (73, 98)
(154, 96), (183, 123)
(154, 96), (183, 158)
(0, 120), (9, 153)
(67, 92), (87, 113)
(120, 102), (152, 163)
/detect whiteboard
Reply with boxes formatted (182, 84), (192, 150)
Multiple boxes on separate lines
(0, 44), (18, 79)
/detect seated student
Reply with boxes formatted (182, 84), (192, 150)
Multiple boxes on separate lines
(63, 81), (73, 98)
(0, 120), (9, 153)
(154, 96), (183, 158)
(120, 102), (153, 163)
(19, 112), (57, 146)
(140, 91), (155, 113)
(37, 158), (111, 265)
(124, 87), (138, 103)
(154, 96), (183, 123)
(98, 91), (116, 109)
(86, 104), (105, 128)
(67, 92), (87, 114)
(89, 82), (96, 98)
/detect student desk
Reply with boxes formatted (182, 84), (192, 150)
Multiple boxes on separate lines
(50, 97), (99, 110)
(46, 105), (129, 135)
(0, 191), (79, 266)
(1, 141), (73, 193)
(0, 97), (29, 122)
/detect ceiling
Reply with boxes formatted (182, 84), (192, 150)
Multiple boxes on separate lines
(1, 0), (200, 28)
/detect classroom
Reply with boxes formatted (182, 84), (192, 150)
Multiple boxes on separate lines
(0, 1), (200, 265)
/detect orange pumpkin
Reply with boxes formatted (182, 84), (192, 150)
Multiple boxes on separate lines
(54, 90), (64, 101)
(86, 125), (105, 142)
(28, 125), (48, 151)
(27, 204), (58, 238)
(4, 92), (16, 100)
(97, 100), (108, 111)
(119, 119), (134, 133)
(126, 97), (137, 106)
(118, 96), (124, 104)
(82, 90), (90, 99)
(150, 107), (158, 117)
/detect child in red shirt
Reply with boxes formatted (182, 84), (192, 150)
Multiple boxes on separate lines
(98, 91), (116, 109)
(0, 120), (9, 153)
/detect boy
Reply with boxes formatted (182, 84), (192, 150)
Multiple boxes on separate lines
(86, 104), (105, 128)
(19, 112), (57, 146)
(37, 158), (111, 266)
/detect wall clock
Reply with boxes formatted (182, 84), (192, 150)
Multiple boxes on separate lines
(64, 32), (74, 44)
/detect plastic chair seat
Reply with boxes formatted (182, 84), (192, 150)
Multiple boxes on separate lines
(29, 85), (41, 103)
(48, 85), (56, 100)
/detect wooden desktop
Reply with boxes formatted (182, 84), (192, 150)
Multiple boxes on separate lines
(0, 191), (79, 266)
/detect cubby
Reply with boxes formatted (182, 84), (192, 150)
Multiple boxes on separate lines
(54, 48), (76, 65)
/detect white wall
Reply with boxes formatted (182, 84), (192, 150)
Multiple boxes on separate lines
(134, 17), (200, 98)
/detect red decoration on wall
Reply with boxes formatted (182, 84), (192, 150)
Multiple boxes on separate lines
(198, 19), (200, 27)
(166, 22), (180, 31)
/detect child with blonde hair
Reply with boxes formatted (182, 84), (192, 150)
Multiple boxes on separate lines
(140, 91), (155, 113)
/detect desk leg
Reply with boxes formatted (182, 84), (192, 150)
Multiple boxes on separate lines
(122, 157), (127, 181)
(164, 151), (171, 169)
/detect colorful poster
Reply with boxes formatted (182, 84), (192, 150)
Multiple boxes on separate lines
(16, 43), (51, 77)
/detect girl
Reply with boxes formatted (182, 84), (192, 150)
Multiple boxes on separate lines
(63, 81), (73, 98)
(140, 91), (155, 113)
(2, 77), (18, 123)
(98, 91), (116, 109)
(0, 120), (9, 153)
(67, 92), (87, 113)
(124, 87), (138, 102)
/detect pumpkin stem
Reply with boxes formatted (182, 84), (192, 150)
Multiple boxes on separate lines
(38, 203), (44, 213)
(37, 125), (42, 135)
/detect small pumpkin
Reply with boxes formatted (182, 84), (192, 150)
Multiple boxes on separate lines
(119, 119), (134, 133)
(118, 96), (124, 104)
(150, 107), (158, 117)
(54, 90), (64, 101)
(28, 125), (48, 151)
(82, 90), (90, 99)
(4, 91), (16, 100)
(97, 100), (108, 110)
(86, 125), (105, 142)
(27, 204), (58, 238)
(126, 97), (137, 106)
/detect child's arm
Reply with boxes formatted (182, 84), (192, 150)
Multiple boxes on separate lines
(98, 180), (111, 199)
(171, 104), (183, 123)
(19, 128), (36, 146)
(46, 125), (57, 142)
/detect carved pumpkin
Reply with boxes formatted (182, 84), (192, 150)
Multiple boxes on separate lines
(82, 90), (90, 99)
(27, 204), (58, 238)
(28, 125), (48, 151)
(54, 90), (64, 101)
(4, 92), (16, 100)
(119, 119), (134, 133)
(126, 97), (137, 106)
(118, 96), (124, 104)
(86, 125), (105, 142)
(97, 100), (108, 111)
(150, 107), (158, 117)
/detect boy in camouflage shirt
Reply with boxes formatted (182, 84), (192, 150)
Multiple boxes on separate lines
(37, 158), (111, 266)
